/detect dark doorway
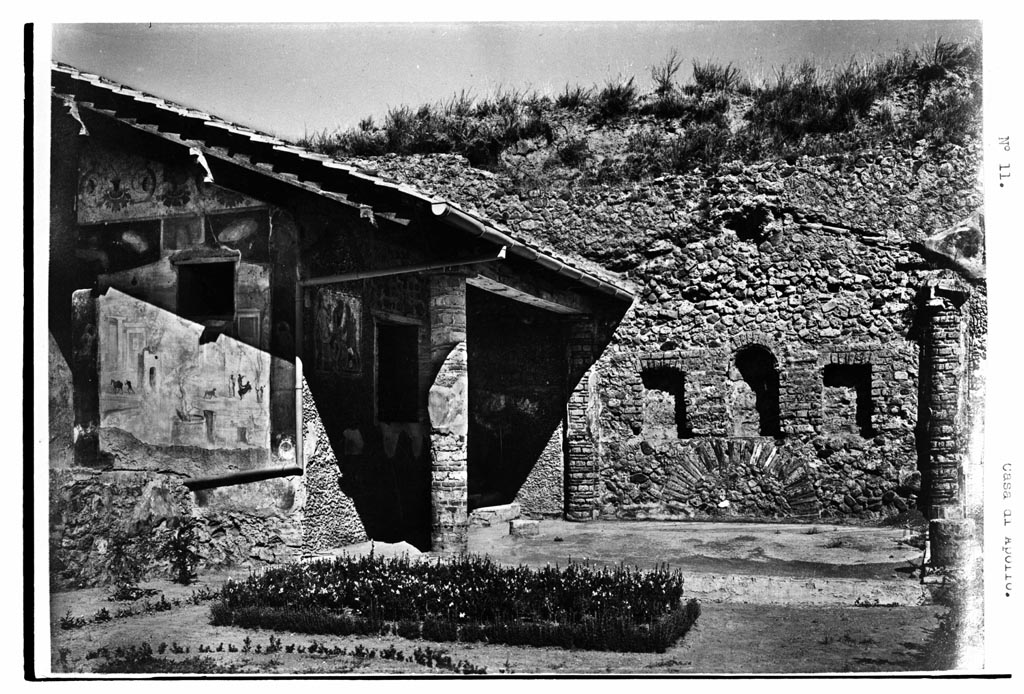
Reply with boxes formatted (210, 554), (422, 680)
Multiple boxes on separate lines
(466, 287), (567, 511)
(376, 323), (419, 422)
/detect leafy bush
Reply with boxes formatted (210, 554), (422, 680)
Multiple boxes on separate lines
(592, 77), (637, 122)
(916, 37), (981, 88)
(666, 124), (731, 171)
(59, 610), (88, 630)
(640, 90), (730, 125)
(620, 123), (730, 177)
(158, 516), (202, 585)
(651, 51), (684, 97)
(914, 77), (981, 145)
(89, 643), (239, 674)
(105, 525), (151, 593)
(555, 84), (593, 110)
(691, 60), (741, 93)
(744, 59), (884, 140)
(550, 136), (590, 168)
(109, 584), (159, 601)
(211, 555), (699, 652)
(422, 615), (459, 642)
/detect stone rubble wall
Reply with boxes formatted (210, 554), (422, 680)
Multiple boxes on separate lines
(353, 136), (982, 522)
(49, 467), (303, 589)
(513, 426), (565, 517)
(300, 377), (369, 553)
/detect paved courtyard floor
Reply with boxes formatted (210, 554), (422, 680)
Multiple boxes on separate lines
(468, 518), (930, 605)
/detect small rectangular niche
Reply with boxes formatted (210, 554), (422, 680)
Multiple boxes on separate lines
(177, 261), (235, 321)
(641, 368), (693, 439)
(823, 363), (874, 438)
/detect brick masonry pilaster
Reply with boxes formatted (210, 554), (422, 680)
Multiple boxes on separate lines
(565, 316), (600, 521)
(428, 274), (468, 553)
(923, 280), (973, 566)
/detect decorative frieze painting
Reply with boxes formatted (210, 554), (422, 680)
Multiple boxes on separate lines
(77, 142), (263, 224)
(208, 210), (270, 262)
(97, 287), (270, 451)
(313, 289), (362, 374)
(77, 219), (162, 275)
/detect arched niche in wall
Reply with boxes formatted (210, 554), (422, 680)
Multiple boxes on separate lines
(727, 345), (781, 437)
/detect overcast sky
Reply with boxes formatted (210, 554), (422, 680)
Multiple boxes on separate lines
(52, 20), (981, 142)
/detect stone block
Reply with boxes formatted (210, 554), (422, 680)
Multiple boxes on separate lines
(509, 519), (540, 537)
(470, 502), (522, 527)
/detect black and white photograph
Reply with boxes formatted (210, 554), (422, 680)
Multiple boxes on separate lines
(25, 10), (1020, 679)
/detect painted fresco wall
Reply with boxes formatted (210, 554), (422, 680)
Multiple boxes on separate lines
(299, 213), (441, 552)
(97, 287), (271, 473)
(77, 141), (263, 224)
(50, 108), (307, 586)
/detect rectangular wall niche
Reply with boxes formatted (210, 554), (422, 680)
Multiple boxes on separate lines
(640, 368), (692, 439)
(822, 364), (874, 438)
(376, 322), (419, 423)
(177, 261), (235, 322)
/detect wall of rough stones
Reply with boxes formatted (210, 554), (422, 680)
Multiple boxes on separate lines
(49, 467), (304, 588)
(355, 134), (983, 522)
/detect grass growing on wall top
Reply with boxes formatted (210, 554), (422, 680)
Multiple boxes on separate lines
(296, 38), (981, 179)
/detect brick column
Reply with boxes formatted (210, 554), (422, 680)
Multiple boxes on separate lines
(427, 274), (468, 553)
(923, 279), (973, 566)
(565, 317), (600, 521)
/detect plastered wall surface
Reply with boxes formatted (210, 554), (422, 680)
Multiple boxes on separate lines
(50, 116), (302, 585)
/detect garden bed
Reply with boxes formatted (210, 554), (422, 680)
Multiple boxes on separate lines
(210, 555), (701, 653)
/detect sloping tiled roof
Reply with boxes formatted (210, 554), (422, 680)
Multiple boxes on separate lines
(51, 63), (634, 303)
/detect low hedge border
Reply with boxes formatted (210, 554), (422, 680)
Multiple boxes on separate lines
(209, 597), (701, 653)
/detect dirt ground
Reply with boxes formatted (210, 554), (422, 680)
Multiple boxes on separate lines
(47, 520), (954, 676)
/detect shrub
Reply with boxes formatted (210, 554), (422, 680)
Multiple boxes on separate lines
(555, 84), (592, 110)
(59, 610), (88, 630)
(421, 616), (459, 642)
(642, 91), (691, 119)
(442, 90), (475, 119)
(917, 37), (982, 87)
(651, 50), (684, 97)
(666, 124), (731, 172)
(640, 90), (730, 126)
(621, 123), (730, 177)
(91, 644), (238, 674)
(158, 515), (202, 585)
(382, 105), (417, 153)
(745, 59), (881, 140)
(551, 136), (590, 168)
(692, 60), (741, 93)
(830, 60), (884, 128)
(914, 77), (981, 145)
(109, 584), (159, 601)
(395, 619), (422, 640)
(105, 525), (151, 592)
(592, 76), (637, 122)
